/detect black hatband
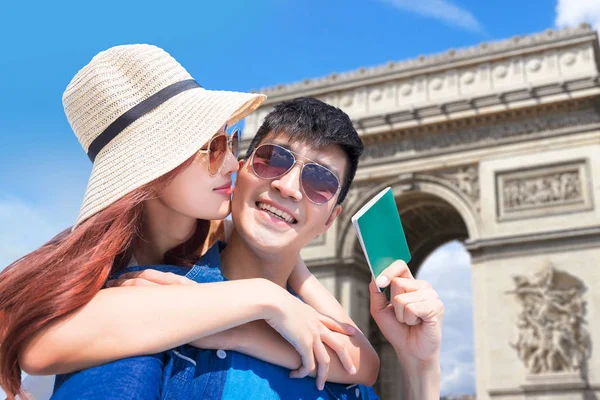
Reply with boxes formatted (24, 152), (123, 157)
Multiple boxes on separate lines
(87, 79), (201, 162)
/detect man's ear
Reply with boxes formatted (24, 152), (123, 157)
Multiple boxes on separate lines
(238, 159), (245, 170)
(321, 204), (342, 234)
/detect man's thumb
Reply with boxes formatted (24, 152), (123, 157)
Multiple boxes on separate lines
(369, 279), (389, 313)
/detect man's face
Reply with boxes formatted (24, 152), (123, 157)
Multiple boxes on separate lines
(231, 133), (346, 255)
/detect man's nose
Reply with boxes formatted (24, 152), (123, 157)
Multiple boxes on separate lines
(271, 163), (303, 201)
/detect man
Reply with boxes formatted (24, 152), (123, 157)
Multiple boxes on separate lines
(117, 97), (444, 399)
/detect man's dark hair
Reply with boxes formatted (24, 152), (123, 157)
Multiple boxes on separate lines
(246, 97), (363, 204)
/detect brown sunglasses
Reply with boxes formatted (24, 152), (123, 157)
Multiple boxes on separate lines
(197, 128), (240, 176)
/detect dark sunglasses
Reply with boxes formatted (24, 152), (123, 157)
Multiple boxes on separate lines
(197, 128), (239, 176)
(250, 144), (341, 205)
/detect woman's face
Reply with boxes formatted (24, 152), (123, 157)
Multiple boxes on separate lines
(156, 128), (239, 221)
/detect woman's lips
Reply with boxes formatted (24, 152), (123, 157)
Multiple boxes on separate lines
(213, 184), (233, 195)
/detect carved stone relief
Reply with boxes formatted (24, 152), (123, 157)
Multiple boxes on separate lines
(496, 160), (592, 220)
(435, 166), (480, 210)
(508, 263), (590, 374)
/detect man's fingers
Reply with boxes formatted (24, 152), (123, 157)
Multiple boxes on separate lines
(390, 278), (432, 297)
(405, 299), (445, 324)
(318, 314), (356, 336)
(395, 298), (445, 327)
(374, 260), (413, 289)
(313, 340), (330, 391)
(392, 288), (438, 325)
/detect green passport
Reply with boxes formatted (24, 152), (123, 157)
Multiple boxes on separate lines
(351, 187), (411, 287)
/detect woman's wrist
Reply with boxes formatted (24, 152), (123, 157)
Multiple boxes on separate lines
(250, 278), (288, 321)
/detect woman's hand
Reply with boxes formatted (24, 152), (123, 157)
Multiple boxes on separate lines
(288, 255), (380, 386)
(264, 291), (358, 390)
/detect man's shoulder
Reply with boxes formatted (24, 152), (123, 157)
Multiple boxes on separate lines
(185, 242), (225, 284)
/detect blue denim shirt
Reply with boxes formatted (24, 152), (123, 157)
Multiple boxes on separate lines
(53, 243), (379, 400)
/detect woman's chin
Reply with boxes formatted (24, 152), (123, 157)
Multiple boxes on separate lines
(200, 203), (232, 221)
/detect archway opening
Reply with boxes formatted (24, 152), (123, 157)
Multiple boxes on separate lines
(419, 241), (475, 397)
(396, 191), (469, 276)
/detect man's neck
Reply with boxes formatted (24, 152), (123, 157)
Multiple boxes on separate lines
(220, 229), (297, 288)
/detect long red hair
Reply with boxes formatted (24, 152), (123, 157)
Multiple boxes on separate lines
(0, 157), (213, 399)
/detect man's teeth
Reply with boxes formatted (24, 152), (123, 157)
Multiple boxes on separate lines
(257, 202), (295, 223)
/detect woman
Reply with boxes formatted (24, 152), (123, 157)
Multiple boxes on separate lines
(0, 44), (372, 399)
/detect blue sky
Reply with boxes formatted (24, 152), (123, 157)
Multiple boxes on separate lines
(1, 0), (598, 396)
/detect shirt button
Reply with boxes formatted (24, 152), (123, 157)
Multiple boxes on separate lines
(355, 388), (360, 398)
(216, 349), (227, 359)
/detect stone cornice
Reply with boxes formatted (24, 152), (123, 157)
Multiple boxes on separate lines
(466, 226), (600, 262)
(257, 24), (598, 101)
(358, 97), (600, 144)
(353, 77), (600, 136)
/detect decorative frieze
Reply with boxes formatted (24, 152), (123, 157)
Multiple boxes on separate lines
(360, 106), (600, 165)
(496, 160), (592, 220)
(508, 263), (590, 374)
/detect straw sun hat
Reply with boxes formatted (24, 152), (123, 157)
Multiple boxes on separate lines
(63, 44), (266, 228)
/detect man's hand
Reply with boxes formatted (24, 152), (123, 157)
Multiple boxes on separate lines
(369, 260), (444, 363)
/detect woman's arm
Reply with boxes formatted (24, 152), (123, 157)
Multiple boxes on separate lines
(19, 280), (274, 374)
(19, 278), (350, 380)
(288, 256), (380, 386)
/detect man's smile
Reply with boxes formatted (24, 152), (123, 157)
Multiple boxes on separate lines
(255, 200), (299, 225)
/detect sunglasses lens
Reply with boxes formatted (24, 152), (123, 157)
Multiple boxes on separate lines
(208, 135), (228, 175)
(252, 145), (294, 178)
(301, 163), (339, 204)
(231, 130), (239, 159)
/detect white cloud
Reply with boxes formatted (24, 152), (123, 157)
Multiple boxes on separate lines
(556, 0), (600, 31)
(379, 0), (485, 33)
(0, 196), (70, 271)
(418, 241), (475, 396)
